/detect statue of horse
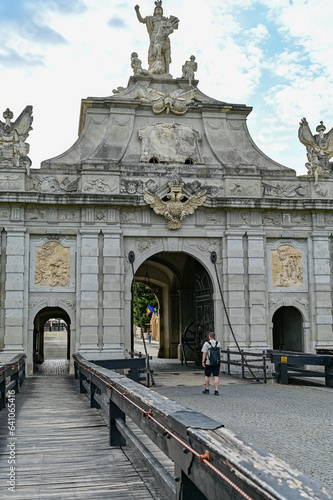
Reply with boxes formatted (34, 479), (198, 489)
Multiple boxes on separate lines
(150, 20), (171, 74)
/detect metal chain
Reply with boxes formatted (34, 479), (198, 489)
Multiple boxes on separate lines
(211, 253), (261, 383)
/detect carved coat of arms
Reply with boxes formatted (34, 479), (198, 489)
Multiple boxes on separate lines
(144, 175), (206, 229)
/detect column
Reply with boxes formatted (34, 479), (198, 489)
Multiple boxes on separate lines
(223, 232), (246, 347)
(247, 232), (269, 350)
(3, 228), (26, 355)
(102, 230), (124, 356)
(312, 233), (333, 351)
(78, 229), (99, 353)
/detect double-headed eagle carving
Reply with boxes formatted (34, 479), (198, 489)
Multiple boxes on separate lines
(144, 176), (206, 229)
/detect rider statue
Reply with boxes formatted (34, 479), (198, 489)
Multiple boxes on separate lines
(134, 1), (179, 75)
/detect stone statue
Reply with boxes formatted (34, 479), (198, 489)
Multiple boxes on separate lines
(298, 118), (333, 179)
(182, 55), (197, 84)
(131, 52), (148, 76)
(0, 106), (33, 169)
(134, 1), (179, 75)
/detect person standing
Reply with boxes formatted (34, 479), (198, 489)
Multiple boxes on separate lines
(201, 332), (221, 395)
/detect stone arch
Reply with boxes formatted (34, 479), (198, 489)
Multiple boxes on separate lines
(124, 238), (223, 364)
(271, 305), (304, 352)
(27, 299), (75, 374)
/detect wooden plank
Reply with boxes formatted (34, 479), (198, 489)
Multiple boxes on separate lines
(0, 375), (165, 499)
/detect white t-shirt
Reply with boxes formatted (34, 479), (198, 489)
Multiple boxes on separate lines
(201, 339), (220, 365)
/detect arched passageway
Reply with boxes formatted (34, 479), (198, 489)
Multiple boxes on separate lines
(133, 252), (214, 365)
(33, 307), (71, 370)
(272, 306), (303, 352)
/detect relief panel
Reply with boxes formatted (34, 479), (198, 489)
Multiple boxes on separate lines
(267, 241), (308, 292)
(30, 236), (76, 292)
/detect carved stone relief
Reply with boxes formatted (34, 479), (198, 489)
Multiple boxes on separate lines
(0, 206), (10, 219)
(263, 212), (282, 226)
(35, 241), (70, 287)
(204, 212), (226, 225)
(26, 175), (79, 193)
(229, 181), (260, 197)
(82, 177), (117, 193)
(271, 245), (303, 288)
(27, 209), (47, 221)
(0, 175), (23, 190)
(139, 123), (202, 163)
(185, 238), (221, 256)
(121, 209), (142, 224)
(121, 179), (143, 194)
(291, 213), (311, 225)
(240, 211), (251, 225)
(263, 183), (307, 198)
(144, 173), (206, 229)
(58, 209), (79, 222)
(314, 183), (329, 197)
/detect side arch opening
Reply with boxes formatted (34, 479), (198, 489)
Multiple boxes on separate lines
(33, 306), (71, 372)
(272, 306), (303, 352)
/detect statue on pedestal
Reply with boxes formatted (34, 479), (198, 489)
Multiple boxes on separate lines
(134, 1), (179, 75)
(0, 106), (33, 170)
(299, 118), (333, 181)
(182, 55), (197, 84)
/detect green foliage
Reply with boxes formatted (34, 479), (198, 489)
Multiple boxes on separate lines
(132, 282), (158, 329)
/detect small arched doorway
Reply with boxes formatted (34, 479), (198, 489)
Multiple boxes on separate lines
(272, 306), (303, 352)
(33, 307), (71, 370)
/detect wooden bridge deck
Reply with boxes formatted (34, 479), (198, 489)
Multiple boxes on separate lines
(0, 376), (162, 499)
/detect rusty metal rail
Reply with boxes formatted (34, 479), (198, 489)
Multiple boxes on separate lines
(73, 353), (332, 500)
(0, 354), (26, 411)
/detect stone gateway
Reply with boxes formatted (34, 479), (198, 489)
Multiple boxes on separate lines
(1, 1), (333, 374)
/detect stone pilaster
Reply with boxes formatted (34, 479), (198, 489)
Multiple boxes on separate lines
(3, 228), (26, 355)
(223, 232), (246, 346)
(311, 233), (333, 350)
(246, 232), (269, 349)
(78, 229), (100, 353)
(101, 230), (124, 357)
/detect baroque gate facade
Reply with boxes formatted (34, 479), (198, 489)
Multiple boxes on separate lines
(1, 2), (333, 374)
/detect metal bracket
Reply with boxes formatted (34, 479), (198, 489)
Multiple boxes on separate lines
(210, 251), (217, 264)
(128, 251), (135, 264)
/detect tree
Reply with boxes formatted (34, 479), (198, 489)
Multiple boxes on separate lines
(132, 282), (158, 330)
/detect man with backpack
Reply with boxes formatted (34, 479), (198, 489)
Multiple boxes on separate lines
(201, 332), (221, 395)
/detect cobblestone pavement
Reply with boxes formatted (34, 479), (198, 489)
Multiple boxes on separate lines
(135, 340), (333, 491)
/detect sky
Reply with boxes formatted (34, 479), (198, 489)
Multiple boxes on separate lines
(1, 0), (333, 175)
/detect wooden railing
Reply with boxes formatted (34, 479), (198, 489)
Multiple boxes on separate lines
(221, 349), (268, 382)
(268, 350), (333, 387)
(73, 353), (331, 500)
(0, 354), (26, 411)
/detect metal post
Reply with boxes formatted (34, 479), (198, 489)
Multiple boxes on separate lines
(241, 350), (245, 379)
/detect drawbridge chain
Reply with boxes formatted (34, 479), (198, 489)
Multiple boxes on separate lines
(211, 251), (261, 383)
(129, 251), (155, 387)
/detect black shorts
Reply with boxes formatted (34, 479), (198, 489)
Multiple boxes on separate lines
(204, 364), (220, 377)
